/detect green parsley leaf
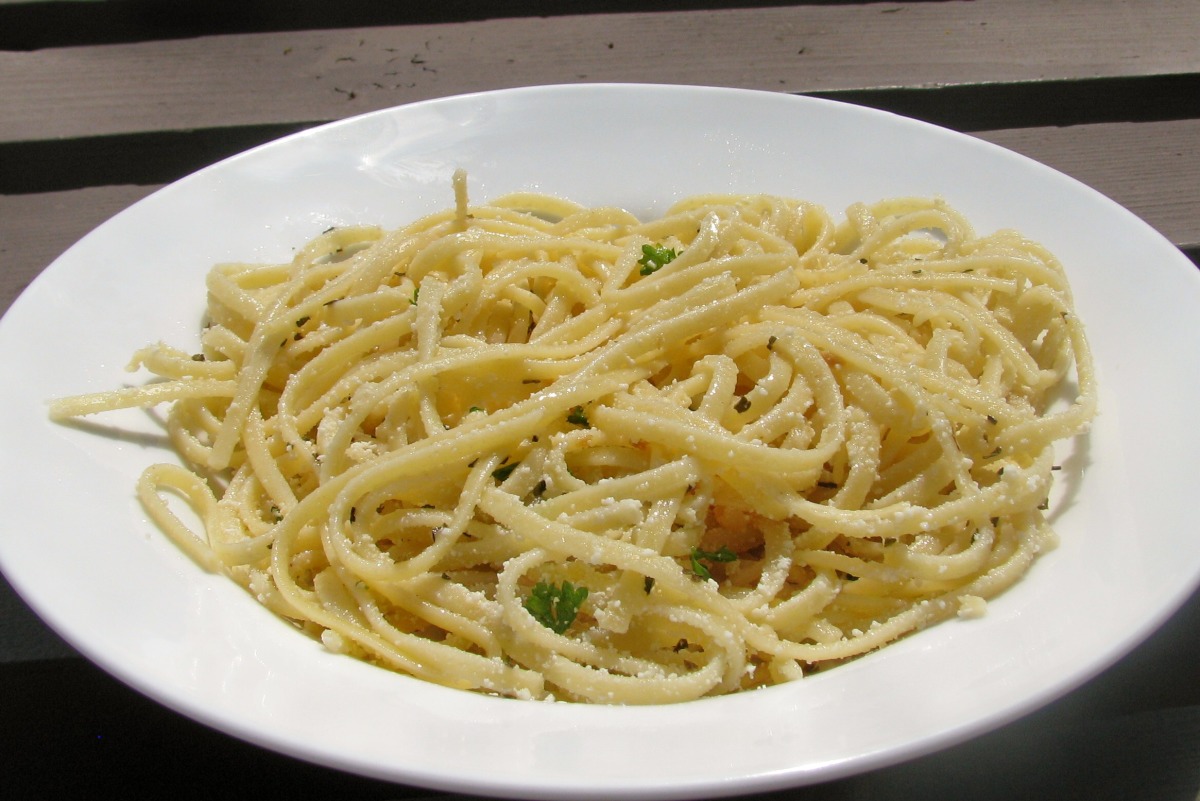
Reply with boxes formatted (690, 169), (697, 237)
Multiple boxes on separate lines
(524, 579), (589, 634)
(690, 546), (737, 580)
(638, 243), (679, 275)
(567, 405), (590, 428)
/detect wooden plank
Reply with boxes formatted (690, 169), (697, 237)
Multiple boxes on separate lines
(977, 119), (1200, 252)
(4, 0), (1199, 142)
(3, 118), (1196, 316)
(0, 184), (154, 315)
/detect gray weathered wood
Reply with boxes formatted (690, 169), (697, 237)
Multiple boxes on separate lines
(978, 119), (1200, 250)
(3, 0), (1199, 142)
(0, 185), (155, 315)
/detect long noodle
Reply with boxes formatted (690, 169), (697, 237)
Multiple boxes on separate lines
(51, 173), (1096, 703)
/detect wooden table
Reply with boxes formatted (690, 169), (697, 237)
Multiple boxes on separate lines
(2, 1), (1197, 798)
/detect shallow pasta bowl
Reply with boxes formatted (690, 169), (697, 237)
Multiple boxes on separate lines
(1, 84), (1198, 799)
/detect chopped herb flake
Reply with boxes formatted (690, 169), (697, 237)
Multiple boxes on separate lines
(690, 546), (737, 580)
(492, 462), (519, 482)
(567, 405), (591, 428)
(638, 243), (679, 275)
(524, 579), (588, 634)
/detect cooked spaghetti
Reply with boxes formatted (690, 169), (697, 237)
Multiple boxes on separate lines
(50, 172), (1096, 703)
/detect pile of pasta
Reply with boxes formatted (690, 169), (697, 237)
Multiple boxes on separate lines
(51, 173), (1096, 703)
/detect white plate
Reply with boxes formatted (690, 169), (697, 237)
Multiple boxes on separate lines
(2, 84), (1199, 800)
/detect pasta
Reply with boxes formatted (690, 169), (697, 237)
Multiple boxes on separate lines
(50, 172), (1096, 704)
